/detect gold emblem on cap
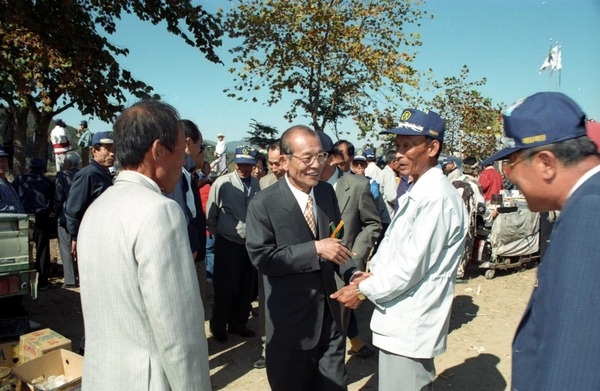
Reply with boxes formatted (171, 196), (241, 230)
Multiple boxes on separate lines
(401, 110), (412, 121)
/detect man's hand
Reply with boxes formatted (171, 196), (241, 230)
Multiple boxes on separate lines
(330, 284), (363, 309)
(70, 239), (77, 259)
(315, 238), (352, 265)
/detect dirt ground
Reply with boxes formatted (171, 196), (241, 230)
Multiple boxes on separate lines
(21, 240), (537, 390)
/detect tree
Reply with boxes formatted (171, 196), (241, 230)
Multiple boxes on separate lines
(429, 66), (503, 159)
(223, 0), (428, 133)
(244, 119), (279, 150)
(0, 0), (222, 173)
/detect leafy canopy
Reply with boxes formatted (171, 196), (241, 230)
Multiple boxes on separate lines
(223, 0), (428, 133)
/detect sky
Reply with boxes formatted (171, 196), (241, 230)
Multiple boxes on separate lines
(59, 0), (600, 148)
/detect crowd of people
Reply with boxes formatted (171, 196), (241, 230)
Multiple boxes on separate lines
(0, 91), (599, 390)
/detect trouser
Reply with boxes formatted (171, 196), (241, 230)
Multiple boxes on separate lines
(266, 306), (347, 391)
(210, 235), (256, 333)
(54, 153), (66, 172)
(34, 212), (52, 287)
(378, 350), (435, 391)
(58, 224), (77, 285)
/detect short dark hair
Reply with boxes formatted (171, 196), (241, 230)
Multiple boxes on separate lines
(113, 100), (181, 169)
(334, 140), (355, 157)
(268, 139), (281, 152)
(180, 119), (200, 143)
(385, 150), (398, 164)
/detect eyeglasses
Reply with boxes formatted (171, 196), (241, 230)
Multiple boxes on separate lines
(506, 152), (534, 169)
(289, 152), (329, 166)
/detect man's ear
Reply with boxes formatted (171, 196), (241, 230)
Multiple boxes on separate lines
(150, 139), (163, 162)
(428, 139), (441, 157)
(536, 150), (558, 182)
(280, 153), (289, 171)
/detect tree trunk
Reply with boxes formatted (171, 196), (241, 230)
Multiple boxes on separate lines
(12, 107), (30, 177)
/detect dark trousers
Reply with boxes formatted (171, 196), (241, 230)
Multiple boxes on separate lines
(266, 306), (347, 391)
(210, 234), (256, 333)
(34, 212), (52, 287)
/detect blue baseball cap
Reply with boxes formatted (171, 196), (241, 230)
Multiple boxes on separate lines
(353, 149), (367, 162)
(316, 131), (334, 154)
(0, 146), (9, 158)
(92, 131), (114, 145)
(485, 92), (587, 163)
(364, 148), (375, 159)
(381, 108), (445, 142)
(28, 158), (46, 169)
(234, 146), (257, 165)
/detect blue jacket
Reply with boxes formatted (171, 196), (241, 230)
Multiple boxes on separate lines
(65, 160), (113, 239)
(512, 170), (600, 390)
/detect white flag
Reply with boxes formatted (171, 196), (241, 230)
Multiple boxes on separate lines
(540, 45), (561, 73)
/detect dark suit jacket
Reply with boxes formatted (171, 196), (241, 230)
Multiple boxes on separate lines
(335, 171), (381, 271)
(512, 170), (600, 391)
(246, 179), (357, 350)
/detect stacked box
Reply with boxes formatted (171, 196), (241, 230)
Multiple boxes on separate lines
(20, 329), (72, 363)
(11, 349), (83, 391)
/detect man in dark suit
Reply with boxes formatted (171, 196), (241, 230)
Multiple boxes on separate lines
(484, 92), (600, 390)
(318, 132), (381, 358)
(246, 125), (362, 391)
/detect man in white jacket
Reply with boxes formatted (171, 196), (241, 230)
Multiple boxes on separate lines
(332, 108), (468, 391)
(77, 100), (211, 390)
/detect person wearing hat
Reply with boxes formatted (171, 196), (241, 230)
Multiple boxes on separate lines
(352, 149), (392, 228)
(331, 108), (468, 391)
(448, 156), (493, 280)
(206, 145), (260, 342)
(214, 132), (228, 175)
(442, 158), (462, 181)
(77, 120), (92, 167)
(65, 131), (115, 259)
(54, 151), (81, 288)
(13, 158), (55, 289)
(0, 146), (24, 213)
(364, 146), (382, 184)
(483, 92), (600, 390)
(317, 131), (382, 359)
(49, 118), (73, 172)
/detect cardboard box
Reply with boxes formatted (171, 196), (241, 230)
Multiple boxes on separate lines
(0, 340), (19, 367)
(11, 349), (82, 391)
(20, 329), (72, 363)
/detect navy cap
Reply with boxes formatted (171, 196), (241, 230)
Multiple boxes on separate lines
(353, 149), (367, 161)
(234, 146), (257, 165)
(55, 119), (66, 127)
(381, 108), (445, 142)
(364, 148), (375, 159)
(485, 92), (587, 163)
(28, 158), (46, 169)
(80, 120), (88, 127)
(0, 146), (9, 158)
(316, 131), (334, 154)
(92, 131), (114, 145)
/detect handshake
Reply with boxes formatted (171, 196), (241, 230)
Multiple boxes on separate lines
(330, 271), (372, 310)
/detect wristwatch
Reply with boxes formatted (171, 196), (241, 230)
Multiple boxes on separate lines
(356, 286), (366, 301)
